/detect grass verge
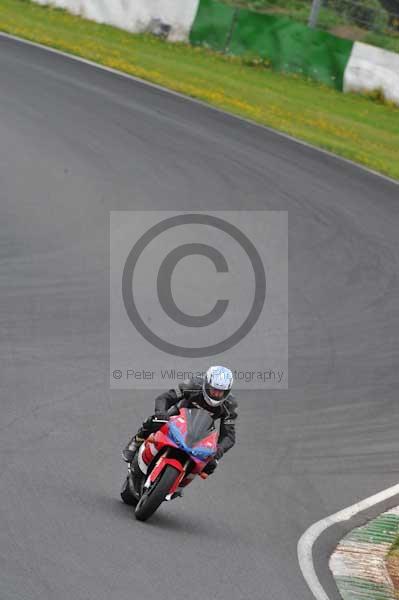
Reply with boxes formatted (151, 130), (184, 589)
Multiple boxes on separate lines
(0, 0), (398, 180)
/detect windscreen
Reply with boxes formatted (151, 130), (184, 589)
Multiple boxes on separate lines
(184, 408), (214, 447)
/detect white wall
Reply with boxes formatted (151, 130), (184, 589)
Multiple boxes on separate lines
(33, 0), (200, 41)
(344, 41), (399, 105)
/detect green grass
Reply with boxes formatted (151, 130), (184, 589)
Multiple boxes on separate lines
(364, 29), (399, 52)
(0, 0), (399, 179)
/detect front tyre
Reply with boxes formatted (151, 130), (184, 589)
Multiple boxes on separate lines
(135, 465), (180, 522)
(120, 476), (138, 506)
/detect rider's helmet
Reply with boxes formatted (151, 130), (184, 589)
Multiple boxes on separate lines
(203, 366), (233, 407)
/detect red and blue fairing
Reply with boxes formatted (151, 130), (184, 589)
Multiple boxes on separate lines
(149, 408), (218, 482)
(167, 409), (218, 466)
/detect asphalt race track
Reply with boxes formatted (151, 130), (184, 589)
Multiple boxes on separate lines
(1, 35), (398, 600)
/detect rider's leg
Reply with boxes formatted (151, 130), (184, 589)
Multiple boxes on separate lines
(122, 416), (158, 462)
(122, 433), (145, 463)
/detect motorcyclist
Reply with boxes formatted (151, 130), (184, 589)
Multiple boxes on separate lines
(122, 366), (237, 476)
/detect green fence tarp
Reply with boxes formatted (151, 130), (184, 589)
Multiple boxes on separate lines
(232, 9), (353, 89)
(190, 0), (236, 51)
(190, 0), (354, 90)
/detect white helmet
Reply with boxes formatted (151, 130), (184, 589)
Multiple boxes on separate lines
(203, 366), (233, 407)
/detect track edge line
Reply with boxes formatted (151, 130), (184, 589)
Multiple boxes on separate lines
(297, 483), (399, 600)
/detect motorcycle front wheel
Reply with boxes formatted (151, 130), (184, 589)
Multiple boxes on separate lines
(135, 465), (180, 522)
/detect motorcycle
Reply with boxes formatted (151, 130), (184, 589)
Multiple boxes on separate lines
(120, 405), (218, 521)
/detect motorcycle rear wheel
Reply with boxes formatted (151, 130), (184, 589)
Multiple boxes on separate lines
(135, 465), (179, 522)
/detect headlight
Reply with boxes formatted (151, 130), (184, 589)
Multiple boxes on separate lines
(190, 446), (215, 460)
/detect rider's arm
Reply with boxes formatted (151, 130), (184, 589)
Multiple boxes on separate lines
(218, 398), (238, 454)
(154, 378), (200, 414)
(154, 389), (179, 413)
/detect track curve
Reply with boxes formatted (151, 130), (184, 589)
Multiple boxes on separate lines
(1, 35), (398, 600)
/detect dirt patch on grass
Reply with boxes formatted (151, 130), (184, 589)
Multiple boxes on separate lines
(387, 551), (399, 599)
(330, 24), (369, 40)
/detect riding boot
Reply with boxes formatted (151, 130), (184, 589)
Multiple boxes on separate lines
(122, 416), (159, 463)
(121, 433), (145, 463)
